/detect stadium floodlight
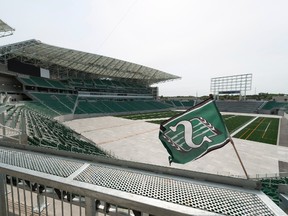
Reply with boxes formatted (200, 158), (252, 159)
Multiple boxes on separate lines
(210, 73), (252, 100)
(0, 19), (15, 38)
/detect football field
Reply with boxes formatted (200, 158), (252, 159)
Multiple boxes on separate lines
(223, 115), (254, 133)
(233, 117), (279, 145)
(119, 111), (280, 145)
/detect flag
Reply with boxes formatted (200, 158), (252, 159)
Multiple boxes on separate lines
(159, 97), (230, 164)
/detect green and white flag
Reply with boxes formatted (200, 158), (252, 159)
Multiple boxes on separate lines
(159, 97), (230, 164)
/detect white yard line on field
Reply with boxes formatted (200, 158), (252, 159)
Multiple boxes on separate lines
(262, 121), (271, 138)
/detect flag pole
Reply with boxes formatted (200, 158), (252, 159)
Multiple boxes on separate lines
(230, 137), (249, 179)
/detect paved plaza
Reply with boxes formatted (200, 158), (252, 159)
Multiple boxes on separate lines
(64, 116), (288, 179)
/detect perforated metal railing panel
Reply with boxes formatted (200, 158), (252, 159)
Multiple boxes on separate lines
(0, 148), (83, 177)
(0, 146), (280, 215)
(75, 164), (276, 216)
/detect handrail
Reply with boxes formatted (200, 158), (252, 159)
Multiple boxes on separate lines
(0, 141), (259, 189)
(0, 123), (22, 143)
(0, 144), (285, 216)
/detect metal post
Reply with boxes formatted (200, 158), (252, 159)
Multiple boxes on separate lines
(21, 112), (26, 135)
(0, 174), (7, 216)
(0, 112), (5, 136)
(230, 138), (249, 179)
(85, 197), (96, 216)
(19, 112), (28, 145)
(33, 194), (47, 213)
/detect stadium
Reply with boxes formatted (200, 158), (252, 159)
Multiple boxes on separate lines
(0, 19), (288, 215)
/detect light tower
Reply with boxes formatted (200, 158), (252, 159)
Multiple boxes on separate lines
(210, 73), (252, 100)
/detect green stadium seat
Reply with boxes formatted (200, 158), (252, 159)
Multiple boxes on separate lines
(21, 106), (110, 157)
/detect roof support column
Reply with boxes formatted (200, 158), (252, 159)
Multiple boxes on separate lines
(0, 174), (7, 216)
(0, 113), (5, 136)
(85, 197), (96, 216)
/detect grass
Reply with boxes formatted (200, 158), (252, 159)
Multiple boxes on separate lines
(223, 115), (255, 133)
(118, 111), (182, 120)
(120, 111), (280, 145)
(234, 117), (279, 145)
(148, 119), (167, 124)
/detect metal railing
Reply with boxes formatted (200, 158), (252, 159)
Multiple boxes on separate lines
(0, 142), (286, 216)
(0, 150), (203, 216)
(252, 172), (288, 180)
(1, 174), (137, 216)
(0, 123), (24, 144)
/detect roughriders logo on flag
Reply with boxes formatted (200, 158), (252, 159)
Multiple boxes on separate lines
(159, 97), (230, 164)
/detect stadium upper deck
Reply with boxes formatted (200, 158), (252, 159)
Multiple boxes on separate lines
(0, 39), (180, 85)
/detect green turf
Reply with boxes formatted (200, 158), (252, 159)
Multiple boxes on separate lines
(120, 112), (280, 145)
(148, 115), (254, 128)
(149, 114), (255, 134)
(118, 111), (182, 120)
(234, 117), (279, 144)
(223, 115), (255, 133)
(148, 120), (166, 124)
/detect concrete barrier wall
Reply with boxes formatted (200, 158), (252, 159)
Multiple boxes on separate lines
(55, 108), (173, 122)
(284, 112), (288, 120)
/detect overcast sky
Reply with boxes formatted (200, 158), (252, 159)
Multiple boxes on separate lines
(1, 0), (287, 96)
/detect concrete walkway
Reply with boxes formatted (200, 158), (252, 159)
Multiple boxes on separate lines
(64, 116), (288, 178)
(279, 117), (288, 147)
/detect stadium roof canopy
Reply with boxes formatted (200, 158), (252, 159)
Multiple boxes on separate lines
(0, 19), (15, 38)
(0, 39), (180, 85)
